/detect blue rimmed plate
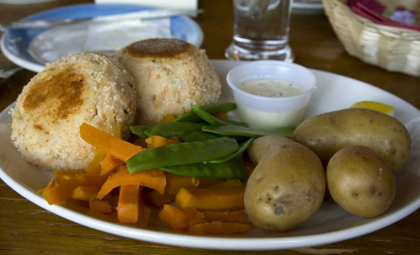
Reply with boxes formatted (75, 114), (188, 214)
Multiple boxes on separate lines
(1, 3), (203, 73)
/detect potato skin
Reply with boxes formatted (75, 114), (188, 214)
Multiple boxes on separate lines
(245, 136), (325, 232)
(292, 108), (411, 174)
(327, 145), (395, 217)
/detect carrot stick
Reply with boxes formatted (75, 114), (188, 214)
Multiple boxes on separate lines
(71, 186), (100, 201)
(118, 185), (140, 223)
(97, 166), (166, 199)
(43, 173), (107, 205)
(89, 200), (112, 214)
(100, 154), (124, 176)
(145, 136), (180, 149)
(85, 149), (107, 173)
(159, 204), (204, 230)
(158, 114), (176, 124)
(37, 178), (55, 194)
(202, 210), (247, 223)
(80, 122), (144, 162)
(176, 185), (246, 211)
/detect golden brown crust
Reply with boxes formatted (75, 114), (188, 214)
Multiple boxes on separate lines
(126, 38), (193, 58)
(23, 67), (85, 122)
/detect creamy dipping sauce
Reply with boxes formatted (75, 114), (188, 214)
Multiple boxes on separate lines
(240, 80), (305, 97)
(238, 104), (306, 128)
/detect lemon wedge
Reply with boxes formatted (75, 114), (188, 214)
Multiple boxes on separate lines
(351, 101), (395, 116)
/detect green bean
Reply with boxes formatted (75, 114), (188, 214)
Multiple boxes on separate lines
(150, 122), (206, 139)
(191, 106), (228, 126)
(202, 125), (295, 138)
(181, 131), (219, 142)
(127, 137), (238, 173)
(224, 119), (248, 127)
(175, 102), (237, 123)
(130, 125), (151, 138)
(160, 159), (247, 181)
(209, 137), (254, 163)
(144, 128), (152, 137)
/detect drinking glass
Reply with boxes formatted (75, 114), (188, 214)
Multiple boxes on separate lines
(225, 0), (294, 62)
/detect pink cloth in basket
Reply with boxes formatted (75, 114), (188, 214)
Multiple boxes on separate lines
(348, 0), (420, 31)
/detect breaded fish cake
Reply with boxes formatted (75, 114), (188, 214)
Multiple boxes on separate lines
(115, 38), (221, 125)
(11, 52), (137, 171)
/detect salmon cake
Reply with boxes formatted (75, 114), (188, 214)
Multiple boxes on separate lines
(11, 52), (137, 171)
(115, 38), (221, 125)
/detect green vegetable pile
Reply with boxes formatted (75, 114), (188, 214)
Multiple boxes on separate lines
(127, 103), (295, 181)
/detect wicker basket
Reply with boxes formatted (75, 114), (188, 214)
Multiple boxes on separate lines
(323, 0), (420, 76)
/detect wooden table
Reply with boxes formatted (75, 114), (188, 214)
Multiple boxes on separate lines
(0, 1), (419, 254)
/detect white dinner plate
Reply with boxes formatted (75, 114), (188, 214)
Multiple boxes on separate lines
(0, 60), (419, 251)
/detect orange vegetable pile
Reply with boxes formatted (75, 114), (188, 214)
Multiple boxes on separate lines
(38, 115), (255, 235)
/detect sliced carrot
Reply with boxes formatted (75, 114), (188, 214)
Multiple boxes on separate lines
(97, 166), (166, 199)
(165, 173), (222, 195)
(188, 218), (208, 226)
(145, 136), (180, 149)
(71, 186), (100, 201)
(80, 122), (144, 162)
(43, 173), (107, 205)
(100, 153), (124, 176)
(85, 149), (107, 173)
(37, 178), (55, 194)
(206, 180), (242, 189)
(89, 200), (112, 214)
(188, 222), (254, 235)
(202, 210), (247, 223)
(53, 169), (85, 183)
(143, 189), (175, 207)
(176, 185), (246, 211)
(158, 114), (176, 124)
(159, 205), (204, 230)
(118, 185), (140, 223)
(213, 112), (227, 120)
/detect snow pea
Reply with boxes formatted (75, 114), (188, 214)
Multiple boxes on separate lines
(181, 131), (219, 142)
(208, 137), (254, 163)
(202, 125), (295, 138)
(191, 106), (228, 126)
(130, 125), (151, 138)
(127, 137), (238, 173)
(175, 102), (237, 123)
(150, 122), (206, 139)
(160, 159), (247, 181)
(144, 128), (152, 137)
(224, 119), (248, 127)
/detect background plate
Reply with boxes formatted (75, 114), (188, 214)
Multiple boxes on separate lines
(0, 3), (203, 73)
(0, 60), (419, 250)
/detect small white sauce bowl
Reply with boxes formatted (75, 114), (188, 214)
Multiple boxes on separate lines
(226, 61), (316, 128)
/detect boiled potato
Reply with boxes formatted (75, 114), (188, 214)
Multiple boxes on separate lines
(327, 145), (395, 217)
(244, 136), (325, 232)
(292, 108), (411, 174)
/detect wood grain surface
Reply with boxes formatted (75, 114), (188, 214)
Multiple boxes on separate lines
(0, 0), (419, 254)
